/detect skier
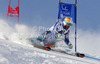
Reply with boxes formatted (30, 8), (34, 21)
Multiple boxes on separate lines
(43, 17), (73, 50)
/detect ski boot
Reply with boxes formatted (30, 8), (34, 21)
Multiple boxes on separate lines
(45, 44), (54, 51)
(75, 53), (85, 58)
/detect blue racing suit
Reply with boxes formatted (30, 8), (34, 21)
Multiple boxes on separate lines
(43, 21), (71, 46)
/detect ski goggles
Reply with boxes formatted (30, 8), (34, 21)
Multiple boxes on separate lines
(66, 23), (72, 26)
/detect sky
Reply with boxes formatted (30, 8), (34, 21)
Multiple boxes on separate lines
(0, 0), (100, 31)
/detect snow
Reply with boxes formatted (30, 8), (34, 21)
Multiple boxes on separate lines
(0, 39), (99, 64)
(0, 19), (100, 64)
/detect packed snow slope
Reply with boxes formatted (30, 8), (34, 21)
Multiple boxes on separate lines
(0, 39), (100, 64)
(0, 19), (100, 64)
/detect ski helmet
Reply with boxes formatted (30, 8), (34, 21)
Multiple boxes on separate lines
(63, 17), (73, 26)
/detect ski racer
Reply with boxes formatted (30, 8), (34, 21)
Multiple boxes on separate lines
(42, 17), (73, 50)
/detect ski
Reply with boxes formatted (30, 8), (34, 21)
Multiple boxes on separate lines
(32, 44), (85, 58)
(51, 49), (85, 58)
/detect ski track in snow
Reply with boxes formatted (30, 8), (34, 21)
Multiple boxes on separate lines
(0, 39), (100, 64)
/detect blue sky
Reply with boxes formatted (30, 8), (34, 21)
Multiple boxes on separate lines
(0, 0), (100, 31)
